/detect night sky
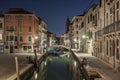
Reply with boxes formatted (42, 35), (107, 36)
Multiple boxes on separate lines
(0, 0), (99, 36)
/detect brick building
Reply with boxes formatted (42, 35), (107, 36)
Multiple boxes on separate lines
(4, 8), (39, 53)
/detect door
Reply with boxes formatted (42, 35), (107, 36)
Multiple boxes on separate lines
(10, 46), (14, 53)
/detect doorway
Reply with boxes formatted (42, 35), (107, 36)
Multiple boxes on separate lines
(10, 45), (14, 53)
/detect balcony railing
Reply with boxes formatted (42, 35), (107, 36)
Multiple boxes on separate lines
(103, 20), (120, 34)
(7, 28), (16, 32)
(116, 20), (120, 31)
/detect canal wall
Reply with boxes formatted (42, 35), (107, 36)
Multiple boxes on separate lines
(0, 54), (36, 80)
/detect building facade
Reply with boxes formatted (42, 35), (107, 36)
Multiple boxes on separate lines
(71, 16), (83, 51)
(47, 31), (56, 47)
(4, 8), (39, 53)
(95, 0), (120, 70)
(61, 0), (120, 71)
(38, 19), (47, 52)
(0, 15), (4, 53)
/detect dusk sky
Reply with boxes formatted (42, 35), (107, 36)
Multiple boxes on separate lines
(0, 0), (99, 36)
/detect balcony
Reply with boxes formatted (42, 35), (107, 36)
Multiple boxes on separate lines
(116, 20), (120, 31)
(7, 28), (16, 32)
(103, 20), (120, 34)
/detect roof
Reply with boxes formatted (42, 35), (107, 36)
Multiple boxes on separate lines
(5, 8), (33, 14)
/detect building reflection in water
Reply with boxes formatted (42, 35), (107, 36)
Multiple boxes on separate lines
(35, 55), (86, 80)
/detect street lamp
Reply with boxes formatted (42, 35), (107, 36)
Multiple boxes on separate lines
(74, 38), (77, 42)
(82, 35), (86, 39)
(34, 36), (38, 40)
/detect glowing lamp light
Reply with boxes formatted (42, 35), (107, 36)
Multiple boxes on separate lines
(82, 35), (86, 39)
(74, 38), (77, 42)
(74, 61), (77, 67)
(35, 36), (38, 39)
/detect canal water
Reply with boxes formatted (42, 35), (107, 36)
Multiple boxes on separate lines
(36, 55), (82, 80)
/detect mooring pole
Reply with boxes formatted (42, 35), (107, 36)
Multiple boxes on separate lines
(15, 56), (20, 80)
(34, 49), (38, 72)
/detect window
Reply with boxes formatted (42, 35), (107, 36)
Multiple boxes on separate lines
(14, 46), (18, 49)
(98, 12), (100, 20)
(76, 19), (78, 22)
(15, 15), (23, 20)
(5, 46), (9, 49)
(15, 36), (18, 41)
(5, 15), (10, 20)
(81, 22), (84, 28)
(113, 40), (115, 56)
(110, 15), (112, 24)
(28, 46), (31, 49)
(0, 23), (2, 29)
(100, 41), (102, 53)
(23, 46), (27, 50)
(106, 40), (108, 55)
(10, 26), (14, 31)
(0, 46), (3, 50)
(10, 36), (14, 41)
(28, 36), (32, 42)
(6, 26), (9, 31)
(29, 26), (32, 32)
(93, 15), (95, 23)
(29, 16), (32, 20)
(116, 39), (119, 59)
(20, 26), (22, 32)
(6, 36), (9, 41)
(20, 36), (22, 41)
(90, 14), (92, 21)
(76, 31), (78, 34)
(88, 16), (89, 23)
(117, 10), (119, 21)
(116, 1), (119, 9)
(76, 37), (78, 40)
(106, 13), (108, 25)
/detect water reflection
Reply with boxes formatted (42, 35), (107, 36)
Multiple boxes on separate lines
(35, 55), (85, 80)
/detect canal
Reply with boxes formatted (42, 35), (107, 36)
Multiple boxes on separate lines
(36, 56), (72, 80)
(34, 46), (89, 80)
(35, 54), (87, 80)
